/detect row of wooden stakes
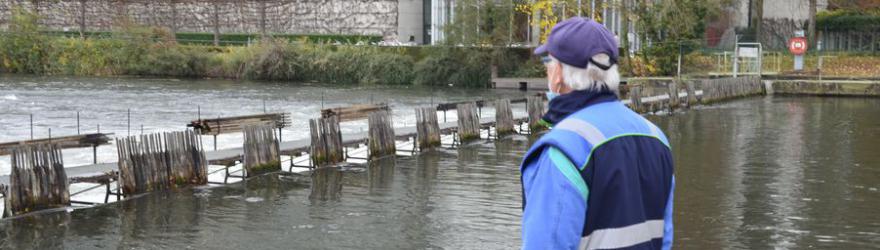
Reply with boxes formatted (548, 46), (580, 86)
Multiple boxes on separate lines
(309, 98), (547, 166)
(1, 98), (547, 217)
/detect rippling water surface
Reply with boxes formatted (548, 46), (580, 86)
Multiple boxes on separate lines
(1, 76), (879, 249)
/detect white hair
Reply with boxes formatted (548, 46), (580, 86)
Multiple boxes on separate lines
(550, 54), (620, 93)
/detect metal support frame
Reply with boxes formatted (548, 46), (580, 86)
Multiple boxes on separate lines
(223, 162), (245, 184)
(733, 42), (763, 78)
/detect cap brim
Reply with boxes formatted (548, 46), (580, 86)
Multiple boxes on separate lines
(533, 44), (548, 55)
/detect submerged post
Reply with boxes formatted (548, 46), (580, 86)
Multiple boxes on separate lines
(116, 131), (207, 196)
(242, 123), (280, 177)
(494, 99), (515, 137)
(685, 81), (698, 107)
(456, 102), (480, 142)
(5, 144), (70, 217)
(629, 85), (644, 113)
(309, 116), (344, 167)
(367, 110), (396, 159)
(164, 130), (209, 185)
(667, 81), (680, 112)
(527, 96), (546, 132)
(415, 107), (441, 150)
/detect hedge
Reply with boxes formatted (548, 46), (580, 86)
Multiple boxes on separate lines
(816, 10), (880, 31)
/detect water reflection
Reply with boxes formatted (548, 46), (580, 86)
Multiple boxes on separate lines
(310, 167), (344, 201)
(0, 96), (877, 249)
(0, 211), (70, 249)
(367, 158), (396, 193)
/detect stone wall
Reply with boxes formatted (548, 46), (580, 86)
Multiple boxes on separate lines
(0, 0), (398, 36)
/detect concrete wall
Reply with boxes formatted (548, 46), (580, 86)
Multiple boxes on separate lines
(0, 0), (399, 36)
(770, 80), (880, 96)
(396, 0), (423, 44)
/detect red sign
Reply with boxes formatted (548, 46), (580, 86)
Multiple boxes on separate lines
(788, 37), (808, 55)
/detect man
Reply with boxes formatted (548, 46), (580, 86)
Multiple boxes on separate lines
(520, 17), (675, 250)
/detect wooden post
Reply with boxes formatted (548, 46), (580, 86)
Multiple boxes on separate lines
(456, 102), (480, 142)
(685, 81), (697, 107)
(415, 107), (440, 150)
(116, 131), (207, 196)
(242, 123), (280, 177)
(667, 81), (680, 112)
(164, 130), (208, 185)
(527, 96), (545, 132)
(629, 85), (643, 113)
(494, 99), (514, 137)
(367, 110), (396, 159)
(700, 79), (713, 104)
(309, 116), (344, 167)
(5, 144), (69, 217)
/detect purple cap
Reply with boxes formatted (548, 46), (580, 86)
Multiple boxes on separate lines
(534, 17), (619, 69)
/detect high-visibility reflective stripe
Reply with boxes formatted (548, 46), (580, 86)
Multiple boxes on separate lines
(555, 119), (606, 146)
(643, 118), (670, 147)
(548, 147), (589, 202)
(579, 220), (665, 250)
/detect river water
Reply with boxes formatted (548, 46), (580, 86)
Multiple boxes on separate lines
(1, 76), (879, 249)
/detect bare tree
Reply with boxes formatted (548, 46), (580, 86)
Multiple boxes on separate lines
(808, 0), (817, 48)
(752, 0), (763, 43)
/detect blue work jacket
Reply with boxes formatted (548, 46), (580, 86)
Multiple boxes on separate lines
(521, 92), (675, 250)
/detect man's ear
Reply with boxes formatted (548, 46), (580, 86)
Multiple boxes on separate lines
(553, 63), (565, 86)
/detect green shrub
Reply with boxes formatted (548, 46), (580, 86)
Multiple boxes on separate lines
(817, 10), (880, 31)
(413, 51), (461, 86)
(239, 40), (302, 80)
(359, 50), (416, 85)
(0, 7), (49, 74)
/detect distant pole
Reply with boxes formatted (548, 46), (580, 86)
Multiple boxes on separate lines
(677, 42), (683, 79)
(76, 111), (81, 135)
(321, 92), (325, 109)
(97, 124), (101, 133)
(578, 0), (582, 16)
(197, 105), (201, 120)
(263, 100), (267, 113)
(48, 128), (52, 140)
(30, 113), (34, 140)
(591, 0), (596, 19)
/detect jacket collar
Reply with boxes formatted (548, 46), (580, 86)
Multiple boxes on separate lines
(540, 89), (618, 126)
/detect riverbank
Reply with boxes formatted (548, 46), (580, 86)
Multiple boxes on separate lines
(0, 9), (542, 88)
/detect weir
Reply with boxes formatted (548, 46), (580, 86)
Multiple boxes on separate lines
(1, 76), (838, 217)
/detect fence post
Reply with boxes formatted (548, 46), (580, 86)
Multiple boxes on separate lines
(5, 144), (69, 217)
(243, 123), (280, 177)
(310, 116), (344, 167)
(629, 86), (643, 113)
(667, 80), (680, 112)
(527, 96), (545, 132)
(494, 99), (514, 137)
(367, 110), (396, 159)
(456, 102), (480, 142)
(415, 107), (441, 150)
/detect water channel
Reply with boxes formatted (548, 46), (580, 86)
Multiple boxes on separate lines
(0, 76), (878, 249)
